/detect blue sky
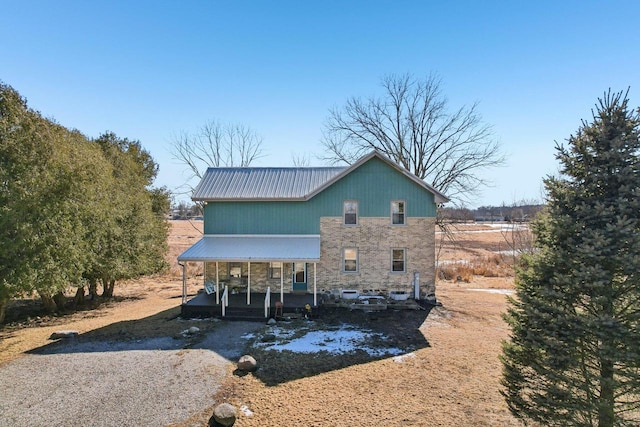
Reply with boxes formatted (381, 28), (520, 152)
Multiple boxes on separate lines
(2, 1), (639, 207)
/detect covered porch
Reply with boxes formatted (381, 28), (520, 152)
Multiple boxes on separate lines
(177, 234), (321, 319)
(182, 291), (319, 319)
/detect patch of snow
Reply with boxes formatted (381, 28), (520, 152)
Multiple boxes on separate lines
(240, 404), (253, 417)
(393, 352), (416, 363)
(466, 288), (514, 295)
(253, 325), (403, 356)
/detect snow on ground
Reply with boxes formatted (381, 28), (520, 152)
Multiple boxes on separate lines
(393, 352), (417, 363)
(252, 324), (404, 356)
(466, 288), (515, 295)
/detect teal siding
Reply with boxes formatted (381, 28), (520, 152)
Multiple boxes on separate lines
(204, 156), (437, 234)
(204, 201), (314, 234)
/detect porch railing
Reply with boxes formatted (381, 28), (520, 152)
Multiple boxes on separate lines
(264, 286), (271, 318)
(221, 285), (229, 317)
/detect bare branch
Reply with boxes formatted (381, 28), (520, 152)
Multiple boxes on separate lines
(170, 120), (265, 196)
(321, 73), (505, 205)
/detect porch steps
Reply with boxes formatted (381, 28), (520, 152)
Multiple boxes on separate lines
(222, 306), (270, 322)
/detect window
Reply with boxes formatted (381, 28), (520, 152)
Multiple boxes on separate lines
(343, 248), (358, 272)
(268, 262), (282, 280)
(392, 249), (406, 272)
(391, 200), (405, 225)
(344, 200), (358, 225)
(229, 263), (242, 278)
(293, 263), (306, 283)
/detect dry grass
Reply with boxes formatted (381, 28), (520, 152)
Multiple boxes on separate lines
(438, 254), (515, 282)
(1, 220), (523, 426)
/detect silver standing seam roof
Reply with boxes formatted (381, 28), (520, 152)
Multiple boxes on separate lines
(191, 150), (449, 204)
(192, 167), (346, 201)
(177, 235), (321, 262)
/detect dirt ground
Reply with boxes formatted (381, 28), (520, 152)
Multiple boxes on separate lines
(0, 220), (523, 426)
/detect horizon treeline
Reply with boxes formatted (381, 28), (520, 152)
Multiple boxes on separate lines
(0, 82), (170, 323)
(440, 203), (545, 222)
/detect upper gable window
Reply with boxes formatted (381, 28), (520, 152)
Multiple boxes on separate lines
(344, 200), (358, 225)
(391, 201), (405, 225)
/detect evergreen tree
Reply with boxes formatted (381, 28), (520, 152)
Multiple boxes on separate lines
(0, 83), (169, 320)
(501, 90), (640, 427)
(86, 132), (168, 298)
(0, 83), (110, 315)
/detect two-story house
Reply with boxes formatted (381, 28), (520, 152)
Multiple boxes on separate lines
(178, 150), (447, 318)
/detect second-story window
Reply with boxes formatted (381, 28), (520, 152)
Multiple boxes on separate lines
(344, 200), (358, 225)
(391, 200), (405, 225)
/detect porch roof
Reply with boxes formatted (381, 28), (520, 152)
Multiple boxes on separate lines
(177, 234), (321, 262)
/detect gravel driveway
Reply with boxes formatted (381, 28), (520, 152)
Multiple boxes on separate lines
(0, 321), (265, 427)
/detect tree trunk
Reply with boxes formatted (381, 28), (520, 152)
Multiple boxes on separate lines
(39, 292), (56, 313)
(598, 358), (615, 427)
(88, 279), (98, 299)
(102, 278), (115, 298)
(73, 286), (85, 309)
(53, 291), (67, 312)
(0, 297), (7, 324)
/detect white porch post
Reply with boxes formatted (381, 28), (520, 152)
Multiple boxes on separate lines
(313, 262), (317, 306)
(181, 262), (186, 304)
(280, 263), (284, 302)
(247, 261), (251, 305)
(215, 262), (220, 305)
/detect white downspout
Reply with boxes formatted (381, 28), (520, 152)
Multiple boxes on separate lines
(313, 262), (317, 306)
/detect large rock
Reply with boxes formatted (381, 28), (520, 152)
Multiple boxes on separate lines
(209, 403), (237, 426)
(237, 355), (258, 372)
(49, 330), (78, 340)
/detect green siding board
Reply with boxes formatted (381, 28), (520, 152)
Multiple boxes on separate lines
(204, 201), (315, 234)
(203, 156), (437, 235)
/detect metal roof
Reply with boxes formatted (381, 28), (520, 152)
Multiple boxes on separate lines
(177, 235), (321, 262)
(192, 167), (346, 201)
(191, 150), (449, 204)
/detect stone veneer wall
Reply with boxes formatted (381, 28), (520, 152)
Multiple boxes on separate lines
(204, 261), (297, 293)
(318, 217), (436, 294)
(199, 216), (435, 296)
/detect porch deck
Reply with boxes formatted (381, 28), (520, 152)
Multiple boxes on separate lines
(181, 291), (319, 320)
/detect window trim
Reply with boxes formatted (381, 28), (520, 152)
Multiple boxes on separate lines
(391, 248), (406, 273)
(293, 262), (307, 283)
(268, 262), (282, 280)
(228, 262), (243, 278)
(342, 247), (359, 273)
(343, 200), (358, 226)
(391, 200), (406, 225)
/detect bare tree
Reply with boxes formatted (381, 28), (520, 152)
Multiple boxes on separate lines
(291, 152), (311, 167)
(322, 73), (505, 205)
(171, 120), (265, 193)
